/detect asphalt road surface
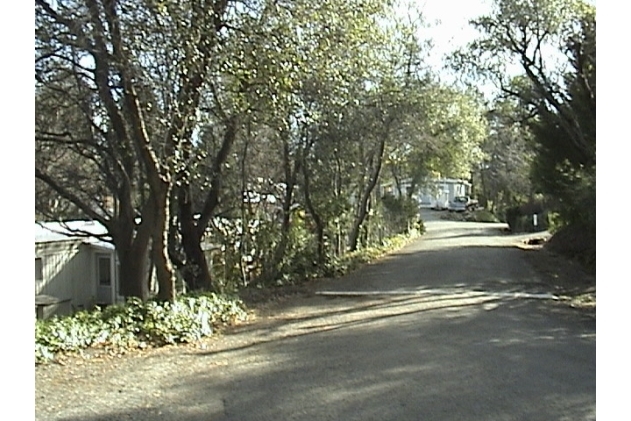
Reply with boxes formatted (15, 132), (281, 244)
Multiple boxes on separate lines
(35, 210), (596, 421)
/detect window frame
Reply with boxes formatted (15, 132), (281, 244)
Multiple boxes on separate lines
(35, 257), (44, 282)
(97, 254), (112, 287)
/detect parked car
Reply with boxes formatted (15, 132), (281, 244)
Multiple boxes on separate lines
(448, 196), (478, 212)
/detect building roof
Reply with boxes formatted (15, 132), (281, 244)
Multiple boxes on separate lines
(35, 220), (114, 250)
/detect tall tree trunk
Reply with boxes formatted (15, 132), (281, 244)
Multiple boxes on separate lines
(301, 144), (326, 265)
(113, 211), (154, 300)
(98, 0), (229, 302)
(333, 148), (343, 257)
(391, 165), (403, 197)
(479, 168), (489, 209)
(238, 122), (252, 285)
(407, 179), (417, 200)
(181, 233), (214, 292)
(264, 183), (295, 281)
(152, 184), (176, 302)
(348, 135), (387, 252)
(262, 136), (300, 282)
(117, 245), (150, 300)
(174, 116), (237, 292)
(176, 186), (214, 292)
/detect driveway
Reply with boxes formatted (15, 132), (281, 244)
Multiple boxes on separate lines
(35, 210), (596, 421)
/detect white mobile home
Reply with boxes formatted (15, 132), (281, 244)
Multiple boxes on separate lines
(380, 178), (472, 210)
(35, 221), (120, 319)
(417, 178), (471, 210)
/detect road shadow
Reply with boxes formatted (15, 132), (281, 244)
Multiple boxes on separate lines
(311, 245), (553, 295)
(52, 294), (595, 421)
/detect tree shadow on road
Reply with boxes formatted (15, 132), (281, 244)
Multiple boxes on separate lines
(51, 293), (595, 421)
(42, 222), (597, 421)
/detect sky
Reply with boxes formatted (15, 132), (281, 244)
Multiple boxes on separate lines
(412, 0), (597, 92)
(394, 0), (496, 95)
(415, 0), (493, 71)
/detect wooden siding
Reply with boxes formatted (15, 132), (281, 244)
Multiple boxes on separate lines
(35, 240), (105, 314)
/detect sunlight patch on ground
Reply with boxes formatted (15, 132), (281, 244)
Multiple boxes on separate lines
(315, 289), (559, 300)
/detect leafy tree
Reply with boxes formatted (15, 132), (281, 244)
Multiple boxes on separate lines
(384, 82), (487, 196)
(35, 0), (239, 301)
(476, 98), (534, 214)
(453, 0), (595, 229)
(238, 0), (393, 274)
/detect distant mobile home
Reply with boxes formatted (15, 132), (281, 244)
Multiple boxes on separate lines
(418, 178), (472, 210)
(35, 221), (120, 319)
(381, 178), (472, 210)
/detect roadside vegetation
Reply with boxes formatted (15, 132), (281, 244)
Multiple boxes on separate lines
(35, 294), (248, 364)
(36, 224), (423, 364)
(440, 209), (501, 223)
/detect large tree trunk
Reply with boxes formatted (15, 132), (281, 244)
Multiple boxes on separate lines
(98, 0), (227, 302)
(183, 237), (213, 291)
(407, 178), (418, 200)
(391, 165), (403, 197)
(174, 117), (237, 292)
(177, 192), (214, 292)
(264, 183), (295, 281)
(113, 212), (154, 300)
(151, 185), (176, 302)
(117, 244), (150, 300)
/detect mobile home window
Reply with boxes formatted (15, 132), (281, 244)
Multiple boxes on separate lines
(98, 256), (112, 286)
(35, 258), (43, 282)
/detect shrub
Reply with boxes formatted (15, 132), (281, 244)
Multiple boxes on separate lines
(380, 194), (421, 235)
(467, 210), (500, 223)
(442, 210), (500, 223)
(35, 293), (248, 364)
(35, 310), (108, 360)
(545, 223), (596, 274)
(505, 202), (550, 233)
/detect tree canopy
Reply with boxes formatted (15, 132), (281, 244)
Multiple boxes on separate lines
(453, 0), (595, 230)
(35, 0), (492, 300)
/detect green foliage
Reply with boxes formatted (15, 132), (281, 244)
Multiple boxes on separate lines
(545, 222), (596, 274)
(468, 210), (500, 223)
(35, 294), (247, 364)
(35, 310), (108, 361)
(382, 83), (488, 193)
(329, 229), (422, 277)
(504, 202), (550, 233)
(546, 212), (564, 234)
(280, 212), (322, 279)
(475, 98), (535, 215)
(441, 209), (500, 223)
(529, 139), (595, 229)
(379, 194), (422, 235)
(455, 0), (595, 242)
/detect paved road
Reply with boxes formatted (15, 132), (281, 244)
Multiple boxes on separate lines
(35, 210), (596, 421)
